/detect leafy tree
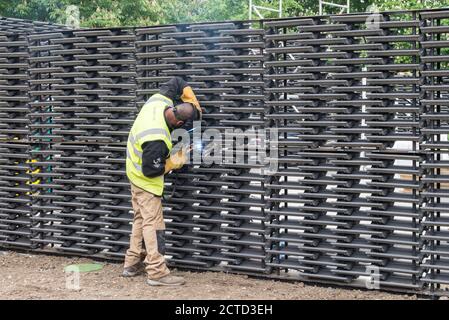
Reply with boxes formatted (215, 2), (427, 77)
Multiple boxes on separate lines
(2, 0), (449, 27)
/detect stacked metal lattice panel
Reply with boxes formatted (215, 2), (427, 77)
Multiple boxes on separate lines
(0, 18), (70, 251)
(28, 32), (66, 249)
(0, 16), (68, 35)
(95, 29), (137, 259)
(214, 22), (267, 273)
(326, 13), (388, 285)
(68, 29), (136, 256)
(135, 22), (268, 272)
(7, 9), (449, 296)
(29, 30), (88, 253)
(265, 17), (356, 283)
(0, 32), (32, 249)
(420, 9), (449, 294)
(27, 29), (137, 257)
(360, 11), (422, 290)
(264, 12), (423, 290)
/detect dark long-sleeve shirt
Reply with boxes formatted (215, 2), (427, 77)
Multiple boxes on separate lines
(158, 76), (189, 103)
(141, 140), (170, 178)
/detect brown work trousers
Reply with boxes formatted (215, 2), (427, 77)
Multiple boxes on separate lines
(124, 183), (170, 280)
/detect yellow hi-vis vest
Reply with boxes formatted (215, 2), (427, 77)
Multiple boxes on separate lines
(126, 94), (173, 196)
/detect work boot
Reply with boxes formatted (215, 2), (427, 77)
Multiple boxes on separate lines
(122, 262), (145, 277)
(147, 275), (186, 286)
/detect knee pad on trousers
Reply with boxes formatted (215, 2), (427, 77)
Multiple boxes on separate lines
(156, 230), (166, 255)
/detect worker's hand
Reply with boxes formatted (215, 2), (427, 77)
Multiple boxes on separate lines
(181, 86), (202, 117)
(164, 147), (188, 174)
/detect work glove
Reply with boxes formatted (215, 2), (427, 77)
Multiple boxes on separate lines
(181, 86), (202, 118)
(164, 147), (188, 174)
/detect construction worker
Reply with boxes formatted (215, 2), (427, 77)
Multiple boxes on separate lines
(123, 77), (201, 286)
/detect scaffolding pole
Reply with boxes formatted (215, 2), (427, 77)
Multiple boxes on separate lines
(249, 0), (283, 19)
(319, 0), (350, 15)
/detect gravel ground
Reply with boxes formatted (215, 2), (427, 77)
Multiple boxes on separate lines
(0, 250), (418, 300)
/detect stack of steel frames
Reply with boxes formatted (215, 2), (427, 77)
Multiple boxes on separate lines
(0, 19), (69, 249)
(264, 12), (422, 291)
(134, 22), (268, 272)
(5, 9), (449, 296)
(0, 32), (42, 249)
(0, 16), (68, 35)
(420, 10), (449, 292)
(28, 29), (137, 256)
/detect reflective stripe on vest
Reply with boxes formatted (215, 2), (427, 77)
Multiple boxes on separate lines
(126, 147), (142, 171)
(127, 128), (171, 160)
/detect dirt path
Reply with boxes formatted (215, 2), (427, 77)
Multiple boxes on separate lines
(0, 250), (417, 300)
